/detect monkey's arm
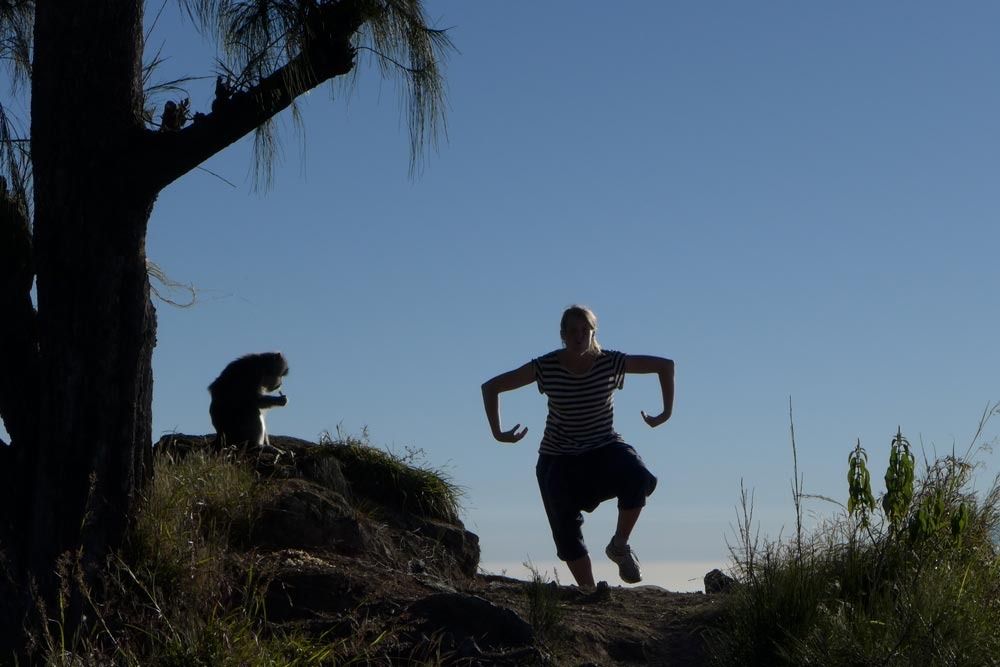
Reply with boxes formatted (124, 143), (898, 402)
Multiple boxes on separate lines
(257, 393), (288, 409)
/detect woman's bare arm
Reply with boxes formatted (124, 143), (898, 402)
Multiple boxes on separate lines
(481, 362), (535, 443)
(624, 355), (675, 427)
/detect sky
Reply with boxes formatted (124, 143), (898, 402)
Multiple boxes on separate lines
(6, 2), (1000, 592)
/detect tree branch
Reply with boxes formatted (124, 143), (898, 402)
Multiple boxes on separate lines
(145, 0), (367, 192)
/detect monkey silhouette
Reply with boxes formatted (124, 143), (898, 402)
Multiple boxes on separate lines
(208, 352), (288, 449)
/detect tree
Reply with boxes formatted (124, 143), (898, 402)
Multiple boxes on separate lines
(0, 0), (448, 654)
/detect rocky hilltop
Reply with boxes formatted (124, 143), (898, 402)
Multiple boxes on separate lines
(152, 434), (727, 666)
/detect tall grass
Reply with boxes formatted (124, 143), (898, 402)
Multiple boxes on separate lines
(711, 403), (1000, 666)
(127, 449), (260, 600)
(36, 450), (428, 666)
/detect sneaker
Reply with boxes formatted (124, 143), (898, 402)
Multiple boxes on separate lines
(605, 539), (642, 584)
(577, 580), (611, 603)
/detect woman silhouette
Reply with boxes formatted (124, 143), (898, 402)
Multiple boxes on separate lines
(481, 305), (674, 588)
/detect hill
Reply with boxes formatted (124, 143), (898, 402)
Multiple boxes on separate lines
(76, 433), (728, 666)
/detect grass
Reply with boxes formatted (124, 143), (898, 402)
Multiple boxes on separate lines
(522, 561), (564, 641)
(51, 451), (340, 666)
(710, 403), (1000, 666)
(126, 449), (260, 600)
(318, 427), (463, 524)
(33, 441), (455, 666)
(38, 408), (1000, 666)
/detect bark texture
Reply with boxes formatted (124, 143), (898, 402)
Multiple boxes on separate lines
(14, 0), (156, 648)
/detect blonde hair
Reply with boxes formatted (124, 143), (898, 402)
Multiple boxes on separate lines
(560, 304), (602, 353)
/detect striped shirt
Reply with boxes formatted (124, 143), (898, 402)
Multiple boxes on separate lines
(532, 349), (627, 455)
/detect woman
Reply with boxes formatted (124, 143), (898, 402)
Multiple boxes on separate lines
(481, 305), (674, 588)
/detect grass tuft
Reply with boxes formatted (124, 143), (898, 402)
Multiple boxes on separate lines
(523, 562), (564, 642)
(318, 427), (463, 524)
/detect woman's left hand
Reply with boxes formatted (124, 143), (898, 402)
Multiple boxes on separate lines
(641, 410), (670, 428)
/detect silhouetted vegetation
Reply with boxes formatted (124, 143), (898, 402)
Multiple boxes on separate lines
(711, 405), (1000, 666)
(27, 434), (462, 666)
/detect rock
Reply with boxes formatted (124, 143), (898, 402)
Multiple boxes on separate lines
(406, 592), (535, 650)
(267, 436), (351, 495)
(267, 435), (322, 453)
(152, 433), (212, 458)
(411, 516), (481, 577)
(253, 478), (367, 554)
(264, 551), (368, 622)
(608, 638), (647, 663)
(704, 568), (736, 594)
(296, 450), (350, 496)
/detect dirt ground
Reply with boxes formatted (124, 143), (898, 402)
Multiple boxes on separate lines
(466, 574), (726, 666)
(282, 549), (729, 666)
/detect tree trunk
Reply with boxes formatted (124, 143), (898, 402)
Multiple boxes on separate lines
(0, 0), (386, 654)
(16, 0), (156, 646)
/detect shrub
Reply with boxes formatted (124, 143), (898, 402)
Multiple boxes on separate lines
(711, 409), (1000, 666)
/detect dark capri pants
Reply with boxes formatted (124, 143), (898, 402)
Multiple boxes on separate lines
(535, 442), (657, 562)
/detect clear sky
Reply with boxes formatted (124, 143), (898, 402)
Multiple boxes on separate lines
(7, 2), (1000, 591)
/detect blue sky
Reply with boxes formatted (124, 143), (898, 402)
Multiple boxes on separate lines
(6, 2), (1000, 591)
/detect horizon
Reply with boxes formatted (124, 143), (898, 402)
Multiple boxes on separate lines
(480, 560), (727, 595)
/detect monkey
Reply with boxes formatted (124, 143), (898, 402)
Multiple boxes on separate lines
(160, 101), (178, 132)
(211, 76), (235, 114)
(160, 98), (190, 132)
(208, 352), (289, 450)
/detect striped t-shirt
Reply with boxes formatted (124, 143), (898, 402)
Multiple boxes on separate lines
(532, 349), (627, 455)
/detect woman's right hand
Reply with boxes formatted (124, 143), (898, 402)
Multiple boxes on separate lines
(483, 363), (535, 445)
(494, 424), (528, 444)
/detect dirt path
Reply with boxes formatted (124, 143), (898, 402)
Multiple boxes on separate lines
(463, 575), (727, 666)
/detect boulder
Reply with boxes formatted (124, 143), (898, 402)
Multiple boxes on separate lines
(704, 568), (736, 594)
(295, 449), (351, 497)
(253, 478), (367, 554)
(411, 516), (481, 577)
(152, 433), (212, 458)
(406, 592), (535, 650)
